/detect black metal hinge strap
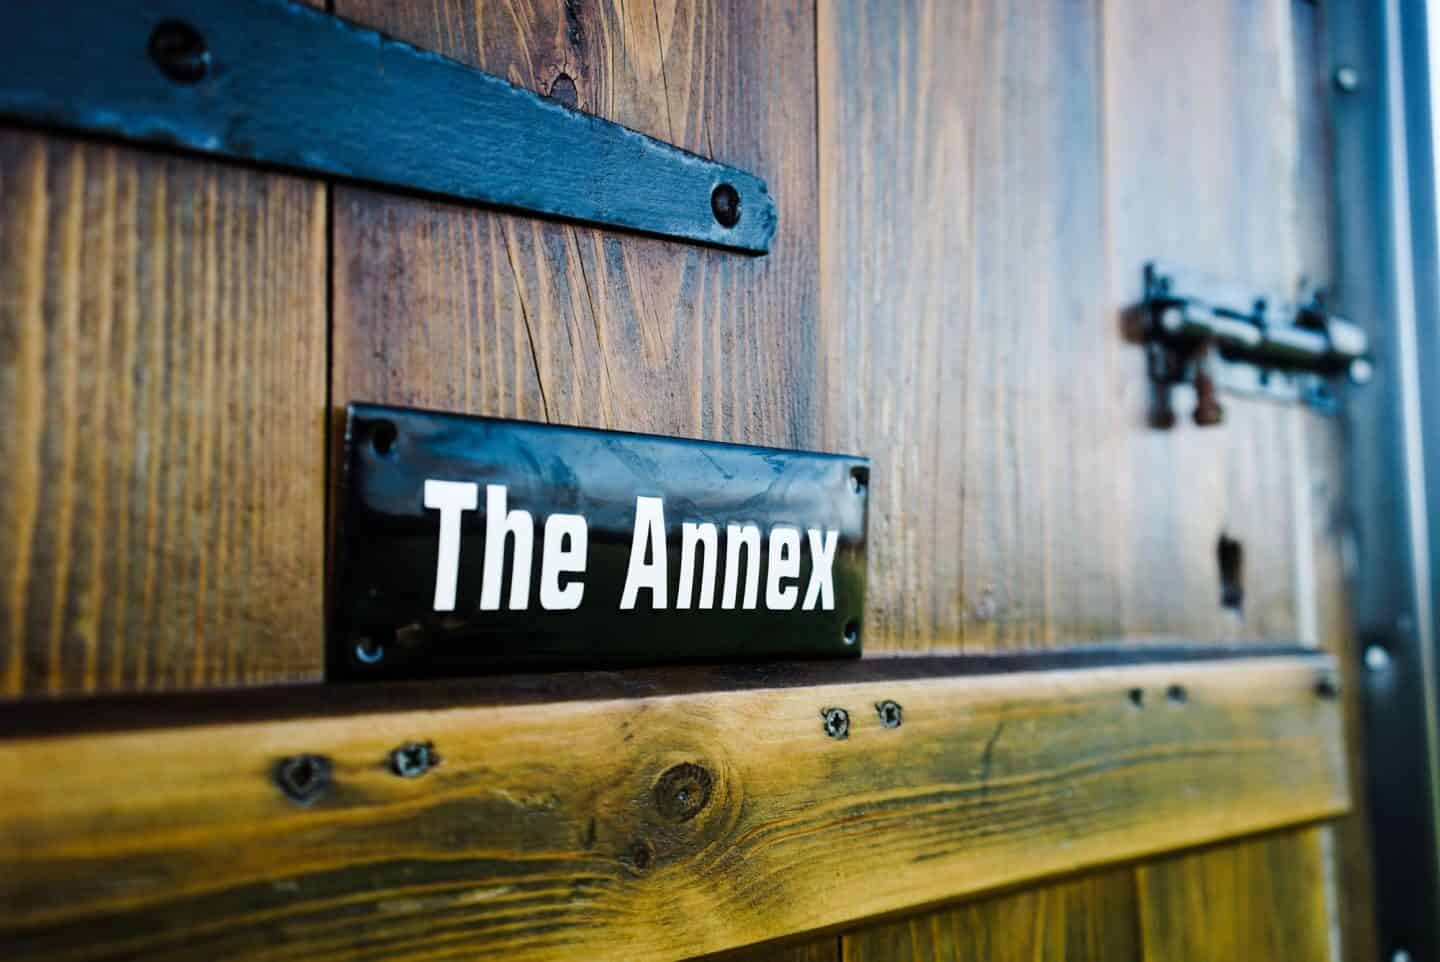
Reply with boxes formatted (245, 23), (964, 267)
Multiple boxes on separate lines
(0, 0), (777, 254)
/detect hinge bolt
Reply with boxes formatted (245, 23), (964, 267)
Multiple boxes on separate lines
(1365, 645), (1393, 672)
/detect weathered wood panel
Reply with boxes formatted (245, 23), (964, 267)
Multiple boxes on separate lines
(817, 0), (1307, 652)
(1137, 828), (1334, 962)
(817, 0), (1119, 650)
(0, 130), (327, 698)
(840, 867), (1139, 962)
(331, 0), (819, 451)
(0, 655), (1345, 962)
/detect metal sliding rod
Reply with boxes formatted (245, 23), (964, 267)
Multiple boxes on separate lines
(0, 0), (777, 253)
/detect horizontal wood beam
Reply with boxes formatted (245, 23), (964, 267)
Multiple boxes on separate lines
(0, 652), (1347, 961)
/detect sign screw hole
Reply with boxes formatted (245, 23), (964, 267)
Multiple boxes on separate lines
(1166, 684), (1188, 705)
(843, 620), (860, 646)
(370, 420), (398, 457)
(711, 183), (741, 228)
(822, 707), (850, 739)
(850, 466), (869, 495)
(354, 636), (385, 665)
(1128, 688), (1145, 709)
(149, 21), (210, 84)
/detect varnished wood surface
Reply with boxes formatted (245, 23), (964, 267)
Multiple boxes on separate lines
(331, 0), (819, 448)
(0, 655), (1345, 961)
(841, 868), (1139, 962)
(1137, 828), (1334, 962)
(0, 130), (327, 699)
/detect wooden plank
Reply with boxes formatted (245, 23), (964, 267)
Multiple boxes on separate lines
(1137, 828), (1333, 962)
(0, 654), (1345, 962)
(331, 0), (820, 450)
(840, 867), (1138, 962)
(816, 0), (1304, 651)
(0, 129), (327, 699)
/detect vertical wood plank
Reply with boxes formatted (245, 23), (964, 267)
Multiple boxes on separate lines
(1137, 829), (1333, 962)
(332, 0), (819, 450)
(0, 130), (327, 698)
(841, 868), (1139, 962)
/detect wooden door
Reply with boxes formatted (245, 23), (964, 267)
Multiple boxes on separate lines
(0, 1), (1376, 960)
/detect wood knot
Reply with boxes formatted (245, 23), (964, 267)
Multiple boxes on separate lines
(548, 71), (579, 109)
(654, 762), (713, 822)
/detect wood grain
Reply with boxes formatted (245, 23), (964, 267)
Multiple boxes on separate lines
(331, 0), (819, 448)
(1137, 828), (1333, 962)
(816, 0), (1304, 651)
(0, 129), (327, 699)
(841, 867), (1139, 962)
(0, 655), (1344, 962)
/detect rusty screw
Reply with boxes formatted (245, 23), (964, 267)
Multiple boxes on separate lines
(821, 707), (850, 740)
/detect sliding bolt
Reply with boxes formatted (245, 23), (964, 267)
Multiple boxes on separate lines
(1193, 344), (1224, 427)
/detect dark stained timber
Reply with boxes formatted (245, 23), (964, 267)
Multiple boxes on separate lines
(0, 0), (777, 252)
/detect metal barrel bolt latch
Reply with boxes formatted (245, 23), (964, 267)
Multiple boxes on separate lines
(1139, 263), (1372, 427)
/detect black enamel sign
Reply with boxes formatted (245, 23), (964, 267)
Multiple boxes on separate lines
(331, 405), (869, 679)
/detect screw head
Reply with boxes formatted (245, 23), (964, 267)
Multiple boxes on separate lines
(1335, 65), (1361, 92)
(875, 700), (903, 729)
(149, 21), (210, 84)
(1392, 950), (1413, 962)
(1349, 357), (1375, 385)
(1365, 645), (1393, 672)
(389, 741), (439, 778)
(711, 183), (741, 228)
(821, 707), (850, 739)
(275, 754), (331, 805)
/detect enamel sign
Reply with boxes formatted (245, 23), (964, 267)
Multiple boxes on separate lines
(331, 404), (869, 679)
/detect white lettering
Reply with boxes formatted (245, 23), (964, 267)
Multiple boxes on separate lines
(802, 528), (838, 611)
(480, 484), (534, 610)
(540, 513), (587, 610)
(723, 523), (762, 609)
(676, 522), (718, 609)
(620, 497), (668, 610)
(765, 527), (801, 610)
(424, 480), (479, 611)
